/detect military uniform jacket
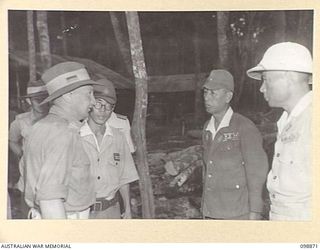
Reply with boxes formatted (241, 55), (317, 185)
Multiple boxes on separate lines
(202, 112), (269, 219)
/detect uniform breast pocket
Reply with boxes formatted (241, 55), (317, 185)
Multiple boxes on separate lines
(72, 152), (92, 185)
(219, 139), (240, 153)
(110, 153), (121, 168)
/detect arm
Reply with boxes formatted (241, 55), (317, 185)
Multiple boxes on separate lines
(240, 120), (269, 220)
(9, 119), (23, 158)
(39, 199), (66, 219)
(119, 184), (131, 219)
(9, 140), (23, 159)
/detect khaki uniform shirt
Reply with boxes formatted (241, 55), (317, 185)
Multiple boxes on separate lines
(108, 112), (135, 153)
(24, 106), (95, 213)
(80, 121), (139, 200)
(267, 91), (312, 221)
(9, 111), (38, 191)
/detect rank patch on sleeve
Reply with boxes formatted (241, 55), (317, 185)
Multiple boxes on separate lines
(114, 153), (120, 161)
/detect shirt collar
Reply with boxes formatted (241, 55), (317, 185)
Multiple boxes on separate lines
(80, 120), (113, 138)
(206, 107), (233, 134)
(277, 91), (312, 133)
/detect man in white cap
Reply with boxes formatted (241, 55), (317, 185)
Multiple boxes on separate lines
(9, 79), (49, 191)
(247, 42), (312, 221)
(202, 69), (268, 220)
(24, 62), (102, 219)
(80, 79), (139, 219)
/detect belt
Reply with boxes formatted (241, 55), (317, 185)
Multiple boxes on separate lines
(90, 195), (119, 212)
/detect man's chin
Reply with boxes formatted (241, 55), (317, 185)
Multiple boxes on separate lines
(205, 107), (215, 114)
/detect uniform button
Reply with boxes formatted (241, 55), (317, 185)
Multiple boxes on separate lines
(97, 158), (100, 162)
(290, 161), (293, 164)
(97, 176), (101, 180)
(272, 194), (275, 198)
(208, 174), (212, 178)
(209, 161), (213, 164)
(276, 153), (280, 157)
(235, 185), (240, 189)
(273, 176), (277, 180)
(207, 187), (211, 191)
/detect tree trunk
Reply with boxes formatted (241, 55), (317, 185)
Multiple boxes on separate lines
(110, 12), (133, 78)
(27, 11), (36, 83)
(193, 13), (205, 126)
(60, 11), (68, 56)
(217, 12), (230, 69)
(36, 11), (52, 71)
(125, 11), (155, 219)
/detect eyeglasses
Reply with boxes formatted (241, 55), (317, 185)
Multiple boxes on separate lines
(94, 98), (115, 111)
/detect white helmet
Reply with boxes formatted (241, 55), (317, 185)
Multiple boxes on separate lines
(247, 42), (312, 81)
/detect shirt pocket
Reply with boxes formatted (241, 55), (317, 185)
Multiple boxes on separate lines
(218, 139), (240, 152)
(72, 150), (92, 185)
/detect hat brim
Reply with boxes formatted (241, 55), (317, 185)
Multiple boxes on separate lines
(247, 65), (265, 80)
(20, 91), (48, 99)
(247, 65), (313, 81)
(94, 94), (117, 105)
(40, 79), (103, 105)
(202, 82), (234, 92)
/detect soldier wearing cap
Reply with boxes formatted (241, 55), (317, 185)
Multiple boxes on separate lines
(96, 79), (136, 153)
(9, 79), (49, 192)
(247, 42), (313, 221)
(201, 69), (269, 220)
(80, 79), (139, 219)
(24, 62), (102, 219)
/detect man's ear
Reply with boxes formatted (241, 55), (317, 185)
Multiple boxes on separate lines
(226, 91), (233, 104)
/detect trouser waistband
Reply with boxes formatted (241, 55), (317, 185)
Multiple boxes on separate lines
(90, 194), (119, 212)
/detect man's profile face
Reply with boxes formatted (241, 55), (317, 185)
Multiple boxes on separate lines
(260, 71), (290, 108)
(70, 85), (95, 120)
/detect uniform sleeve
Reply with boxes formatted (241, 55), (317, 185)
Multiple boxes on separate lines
(9, 119), (22, 142)
(35, 129), (74, 202)
(118, 133), (139, 186)
(240, 120), (269, 213)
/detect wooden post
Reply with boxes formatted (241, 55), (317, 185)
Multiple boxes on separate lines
(27, 10), (36, 82)
(125, 11), (155, 218)
(36, 11), (52, 71)
(15, 69), (21, 110)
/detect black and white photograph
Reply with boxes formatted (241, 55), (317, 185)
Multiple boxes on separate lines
(2, 0), (319, 244)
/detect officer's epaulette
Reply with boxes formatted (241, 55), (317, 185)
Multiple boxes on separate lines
(115, 113), (127, 120)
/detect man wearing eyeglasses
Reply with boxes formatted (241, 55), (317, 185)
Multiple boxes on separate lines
(80, 79), (139, 219)
(201, 69), (269, 220)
